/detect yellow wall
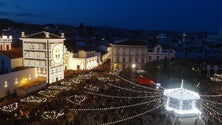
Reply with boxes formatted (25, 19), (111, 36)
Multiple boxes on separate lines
(0, 68), (37, 98)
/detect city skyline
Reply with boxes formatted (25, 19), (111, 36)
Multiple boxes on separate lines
(1, 0), (222, 32)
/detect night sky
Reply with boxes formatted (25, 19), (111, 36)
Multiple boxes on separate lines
(1, 0), (222, 32)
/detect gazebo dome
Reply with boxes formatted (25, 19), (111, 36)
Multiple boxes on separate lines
(163, 80), (201, 116)
(163, 87), (200, 100)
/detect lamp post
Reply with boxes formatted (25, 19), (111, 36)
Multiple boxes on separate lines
(131, 64), (136, 79)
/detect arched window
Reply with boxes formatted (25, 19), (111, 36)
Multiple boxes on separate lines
(6, 44), (9, 50)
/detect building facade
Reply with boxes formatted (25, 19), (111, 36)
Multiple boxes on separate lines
(147, 45), (175, 62)
(66, 49), (101, 70)
(0, 35), (12, 51)
(109, 40), (175, 71)
(109, 40), (148, 71)
(0, 68), (37, 98)
(20, 31), (65, 84)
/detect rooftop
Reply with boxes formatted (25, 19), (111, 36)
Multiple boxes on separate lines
(163, 81), (200, 100)
(0, 48), (22, 59)
(113, 39), (147, 46)
(20, 31), (64, 39)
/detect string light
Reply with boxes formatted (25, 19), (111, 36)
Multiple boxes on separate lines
(100, 104), (164, 125)
(199, 94), (222, 97)
(200, 98), (222, 105)
(69, 98), (162, 111)
(200, 102), (222, 115)
(66, 95), (86, 105)
(200, 100), (222, 113)
(69, 78), (81, 84)
(38, 89), (60, 98)
(41, 110), (64, 120)
(84, 85), (99, 92)
(115, 74), (163, 91)
(77, 73), (92, 80)
(0, 102), (18, 112)
(20, 95), (47, 103)
(48, 85), (72, 91)
(86, 91), (162, 99)
(106, 82), (162, 94)
(200, 102), (222, 123)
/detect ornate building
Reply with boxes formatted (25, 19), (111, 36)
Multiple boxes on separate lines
(0, 34), (12, 51)
(109, 40), (147, 71)
(109, 40), (175, 71)
(20, 31), (65, 84)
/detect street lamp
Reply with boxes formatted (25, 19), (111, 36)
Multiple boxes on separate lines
(131, 64), (136, 79)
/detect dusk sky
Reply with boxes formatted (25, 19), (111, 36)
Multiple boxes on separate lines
(1, 0), (222, 32)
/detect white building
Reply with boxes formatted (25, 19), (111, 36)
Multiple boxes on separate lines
(66, 49), (101, 70)
(0, 35), (12, 51)
(109, 40), (148, 71)
(0, 68), (38, 98)
(20, 31), (65, 84)
(109, 40), (175, 71)
(147, 45), (175, 62)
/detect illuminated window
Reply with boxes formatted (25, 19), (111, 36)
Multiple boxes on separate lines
(4, 81), (8, 88)
(28, 74), (32, 80)
(15, 78), (18, 85)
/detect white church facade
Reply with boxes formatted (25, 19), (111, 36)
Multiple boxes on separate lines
(20, 31), (65, 84)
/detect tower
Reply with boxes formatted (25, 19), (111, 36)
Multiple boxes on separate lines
(20, 31), (65, 84)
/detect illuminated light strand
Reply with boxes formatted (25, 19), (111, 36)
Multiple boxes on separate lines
(84, 85), (99, 92)
(106, 82), (162, 94)
(200, 100), (222, 112)
(116, 74), (163, 91)
(86, 91), (162, 99)
(48, 85), (72, 91)
(77, 74), (92, 80)
(97, 77), (113, 82)
(199, 94), (222, 97)
(121, 74), (166, 90)
(69, 78), (81, 84)
(201, 108), (222, 123)
(200, 103), (222, 123)
(0, 102), (18, 112)
(100, 104), (164, 125)
(20, 95), (47, 103)
(200, 98), (222, 105)
(69, 98), (162, 111)
(60, 81), (72, 86)
(38, 89), (60, 98)
(200, 102), (222, 115)
(66, 95), (86, 105)
(41, 110), (64, 120)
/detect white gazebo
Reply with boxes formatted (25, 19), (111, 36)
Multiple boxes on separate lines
(163, 80), (201, 116)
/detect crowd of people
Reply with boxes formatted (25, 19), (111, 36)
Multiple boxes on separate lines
(1, 68), (221, 125)
(0, 70), (164, 125)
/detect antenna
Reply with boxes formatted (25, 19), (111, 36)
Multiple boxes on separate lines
(181, 79), (184, 88)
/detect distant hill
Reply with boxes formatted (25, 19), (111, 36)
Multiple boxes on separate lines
(0, 18), (186, 40)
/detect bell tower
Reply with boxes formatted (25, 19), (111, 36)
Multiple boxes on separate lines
(20, 31), (65, 84)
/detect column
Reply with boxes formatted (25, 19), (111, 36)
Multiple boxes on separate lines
(192, 101), (196, 109)
(166, 97), (169, 109)
(179, 100), (183, 111)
